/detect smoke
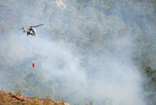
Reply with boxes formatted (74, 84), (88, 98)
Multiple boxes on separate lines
(40, 37), (146, 105)
(29, 35), (145, 105)
(2, 33), (143, 105)
(0, 0), (156, 105)
(0, 30), (146, 105)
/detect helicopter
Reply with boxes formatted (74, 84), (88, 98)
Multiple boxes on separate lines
(22, 24), (43, 36)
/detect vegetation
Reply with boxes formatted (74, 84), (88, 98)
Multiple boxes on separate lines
(0, 0), (156, 105)
(144, 67), (156, 104)
(0, 90), (69, 105)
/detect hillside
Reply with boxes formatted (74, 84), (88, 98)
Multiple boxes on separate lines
(0, 90), (69, 105)
(0, 0), (156, 105)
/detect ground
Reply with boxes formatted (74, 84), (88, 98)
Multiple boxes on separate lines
(0, 90), (70, 105)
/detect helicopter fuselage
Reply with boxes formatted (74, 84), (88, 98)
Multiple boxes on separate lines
(22, 28), (37, 36)
(22, 24), (43, 36)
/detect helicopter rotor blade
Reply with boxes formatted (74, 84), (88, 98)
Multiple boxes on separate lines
(32, 24), (44, 28)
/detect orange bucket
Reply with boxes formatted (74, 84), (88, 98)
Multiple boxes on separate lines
(32, 63), (36, 67)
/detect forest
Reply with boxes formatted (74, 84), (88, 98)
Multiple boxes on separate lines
(0, 0), (156, 105)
